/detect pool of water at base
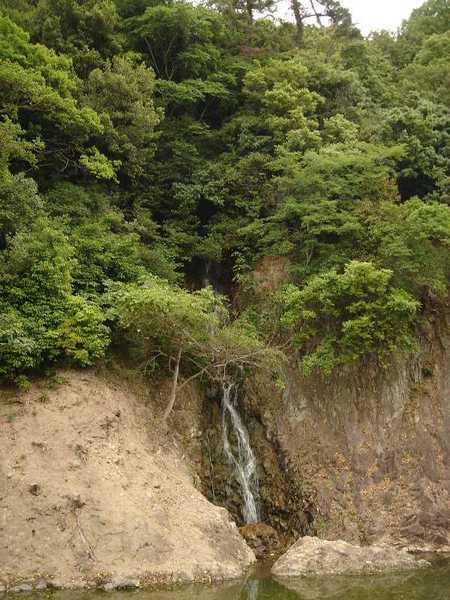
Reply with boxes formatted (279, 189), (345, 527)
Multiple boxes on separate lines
(10, 557), (450, 600)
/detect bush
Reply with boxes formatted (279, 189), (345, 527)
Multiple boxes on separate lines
(50, 295), (110, 367)
(280, 261), (420, 375)
(0, 219), (111, 380)
(108, 275), (221, 367)
(0, 308), (39, 377)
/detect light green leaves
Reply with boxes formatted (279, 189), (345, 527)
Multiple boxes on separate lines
(280, 261), (420, 375)
(85, 55), (161, 181)
(79, 147), (121, 181)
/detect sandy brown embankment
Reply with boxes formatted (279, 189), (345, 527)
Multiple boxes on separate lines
(0, 371), (255, 593)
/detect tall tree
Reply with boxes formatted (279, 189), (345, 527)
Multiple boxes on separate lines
(290, 0), (352, 46)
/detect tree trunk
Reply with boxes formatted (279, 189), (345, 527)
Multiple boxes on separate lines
(291, 0), (305, 47)
(163, 346), (182, 422)
(309, 0), (323, 26)
(246, 0), (254, 24)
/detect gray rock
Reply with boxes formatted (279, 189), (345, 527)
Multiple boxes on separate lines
(46, 579), (65, 589)
(10, 584), (33, 593)
(103, 578), (140, 591)
(34, 579), (47, 591)
(272, 536), (430, 577)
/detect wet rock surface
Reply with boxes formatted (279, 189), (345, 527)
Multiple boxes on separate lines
(245, 304), (450, 548)
(102, 578), (140, 591)
(200, 384), (313, 545)
(271, 536), (430, 577)
(239, 523), (280, 558)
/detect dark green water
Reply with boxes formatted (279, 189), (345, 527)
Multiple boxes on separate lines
(15, 558), (450, 600)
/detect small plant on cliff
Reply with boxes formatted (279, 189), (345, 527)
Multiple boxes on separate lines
(280, 261), (420, 375)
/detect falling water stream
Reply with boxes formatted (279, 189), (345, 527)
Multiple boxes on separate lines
(221, 381), (259, 524)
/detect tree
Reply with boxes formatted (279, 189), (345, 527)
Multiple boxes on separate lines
(0, 0), (449, 387)
(280, 261), (419, 375)
(110, 276), (221, 420)
(379, 101), (450, 201)
(126, 3), (226, 81)
(84, 55), (161, 182)
(399, 0), (450, 62)
(0, 15), (109, 181)
(0, 219), (110, 380)
(0, 118), (44, 248)
(109, 276), (279, 420)
(30, 0), (123, 76)
(209, 0), (276, 25)
(289, 0), (353, 46)
(363, 197), (450, 298)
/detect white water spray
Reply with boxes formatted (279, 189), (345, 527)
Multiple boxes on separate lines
(221, 381), (259, 523)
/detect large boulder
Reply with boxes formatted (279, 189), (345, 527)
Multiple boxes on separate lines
(271, 536), (429, 578)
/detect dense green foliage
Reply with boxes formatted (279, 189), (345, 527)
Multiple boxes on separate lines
(0, 0), (449, 382)
(280, 261), (420, 374)
(109, 275), (274, 377)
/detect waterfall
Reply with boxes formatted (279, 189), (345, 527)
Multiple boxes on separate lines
(245, 579), (260, 600)
(221, 382), (259, 523)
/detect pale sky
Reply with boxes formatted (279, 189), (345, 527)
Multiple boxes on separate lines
(275, 0), (426, 36)
(338, 0), (425, 35)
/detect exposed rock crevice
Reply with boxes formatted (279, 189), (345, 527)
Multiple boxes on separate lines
(245, 306), (450, 549)
(197, 305), (450, 552)
(199, 383), (315, 550)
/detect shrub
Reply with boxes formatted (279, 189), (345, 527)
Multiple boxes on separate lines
(280, 261), (420, 375)
(51, 296), (110, 367)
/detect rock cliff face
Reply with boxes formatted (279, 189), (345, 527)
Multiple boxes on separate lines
(1, 303), (449, 591)
(0, 371), (255, 592)
(245, 303), (450, 549)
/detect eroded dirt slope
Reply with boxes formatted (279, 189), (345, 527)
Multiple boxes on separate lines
(0, 371), (254, 591)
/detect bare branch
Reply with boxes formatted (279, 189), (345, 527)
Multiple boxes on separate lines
(163, 346), (182, 422)
(177, 366), (210, 390)
(309, 0), (324, 26)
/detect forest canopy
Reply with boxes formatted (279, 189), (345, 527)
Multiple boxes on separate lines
(0, 0), (449, 383)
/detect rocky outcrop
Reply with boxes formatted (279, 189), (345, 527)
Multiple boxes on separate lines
(200, 382), (313, 541)
(272, 536), (429, 577)
(0, 371), (255, 591)
(245, 303), (450, 549)
(239, 523), (280, 558)
(2, 306), (449, 593)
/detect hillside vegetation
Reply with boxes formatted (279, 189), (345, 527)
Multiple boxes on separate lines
(0, 0), (449, 384)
